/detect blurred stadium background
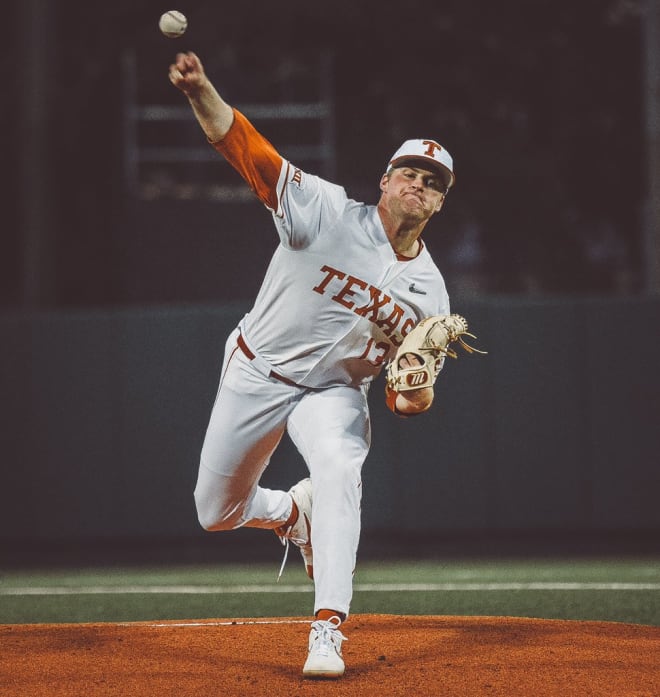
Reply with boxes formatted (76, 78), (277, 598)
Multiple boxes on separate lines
(0, 0), (658, 624)
(4, 0), (659, 305)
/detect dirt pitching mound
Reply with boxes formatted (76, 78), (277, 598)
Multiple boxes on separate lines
(1, 614), (658, 696)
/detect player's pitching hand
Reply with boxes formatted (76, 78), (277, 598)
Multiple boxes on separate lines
(169, 51), (207, 96)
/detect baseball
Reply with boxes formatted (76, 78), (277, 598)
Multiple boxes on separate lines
(159, 10), (188, 38)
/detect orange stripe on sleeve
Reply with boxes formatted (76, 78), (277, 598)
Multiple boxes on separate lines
(210, 109), (283, 210)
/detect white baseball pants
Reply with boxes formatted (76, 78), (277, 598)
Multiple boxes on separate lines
(194, 330), (370, 618)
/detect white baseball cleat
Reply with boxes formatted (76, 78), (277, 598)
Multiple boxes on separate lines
(303, 618), (347, 679)
(274, 477), (313, 579)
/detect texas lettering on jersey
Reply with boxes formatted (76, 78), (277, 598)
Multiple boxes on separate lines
(312, 264), (417, 348)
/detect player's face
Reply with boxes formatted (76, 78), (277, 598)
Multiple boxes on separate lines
(380, 166), (446, 221)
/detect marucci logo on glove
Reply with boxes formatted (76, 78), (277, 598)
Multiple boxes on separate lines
(406, 371), (429, 387)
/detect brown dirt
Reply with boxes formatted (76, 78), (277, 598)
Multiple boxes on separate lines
(1, 614), (658, 696)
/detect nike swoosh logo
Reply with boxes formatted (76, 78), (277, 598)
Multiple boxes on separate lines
(409, 283), (427, 295)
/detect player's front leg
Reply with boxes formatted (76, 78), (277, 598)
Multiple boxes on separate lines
(286, 385), (370, 678)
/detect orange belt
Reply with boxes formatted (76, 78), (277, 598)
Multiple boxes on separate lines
(236, 333), (300, 388)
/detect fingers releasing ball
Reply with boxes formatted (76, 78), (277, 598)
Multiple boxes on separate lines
(159, 10), (188, 38)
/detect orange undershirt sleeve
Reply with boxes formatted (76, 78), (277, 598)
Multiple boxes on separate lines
(210, 109), (284, 211)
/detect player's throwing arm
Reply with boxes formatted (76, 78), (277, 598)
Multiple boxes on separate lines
(169, 52), (235, 142)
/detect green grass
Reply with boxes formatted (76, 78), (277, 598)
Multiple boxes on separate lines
(1, 558), (658, 626)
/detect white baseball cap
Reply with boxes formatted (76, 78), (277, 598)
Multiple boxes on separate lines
(387, 139), (455, 191)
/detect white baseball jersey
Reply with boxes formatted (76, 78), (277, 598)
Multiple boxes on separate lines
(215, 110), (450, 389)
(197, 108), (453, 620)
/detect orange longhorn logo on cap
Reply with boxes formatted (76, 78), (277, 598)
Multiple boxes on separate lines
(421, 140), (443, 159)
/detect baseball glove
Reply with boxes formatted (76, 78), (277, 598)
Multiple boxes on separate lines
(385, 314), (485, 394)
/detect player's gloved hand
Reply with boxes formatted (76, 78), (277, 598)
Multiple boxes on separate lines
(385, 314), (486, 415)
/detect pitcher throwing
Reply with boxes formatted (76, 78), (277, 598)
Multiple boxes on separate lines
(169, 50), (479, 678)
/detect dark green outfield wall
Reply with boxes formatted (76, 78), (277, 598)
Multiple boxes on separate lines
(1, 297), (658, 548)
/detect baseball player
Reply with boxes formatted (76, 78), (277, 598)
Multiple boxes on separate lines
(169, 51), (456, 679)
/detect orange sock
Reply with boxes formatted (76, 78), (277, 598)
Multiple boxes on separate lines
(316, 609), (345, 625)
(274, 499), (298, 537)
(285, 500), (299, 527)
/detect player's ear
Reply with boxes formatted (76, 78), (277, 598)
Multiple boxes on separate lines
(379, 173), (390, 193)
